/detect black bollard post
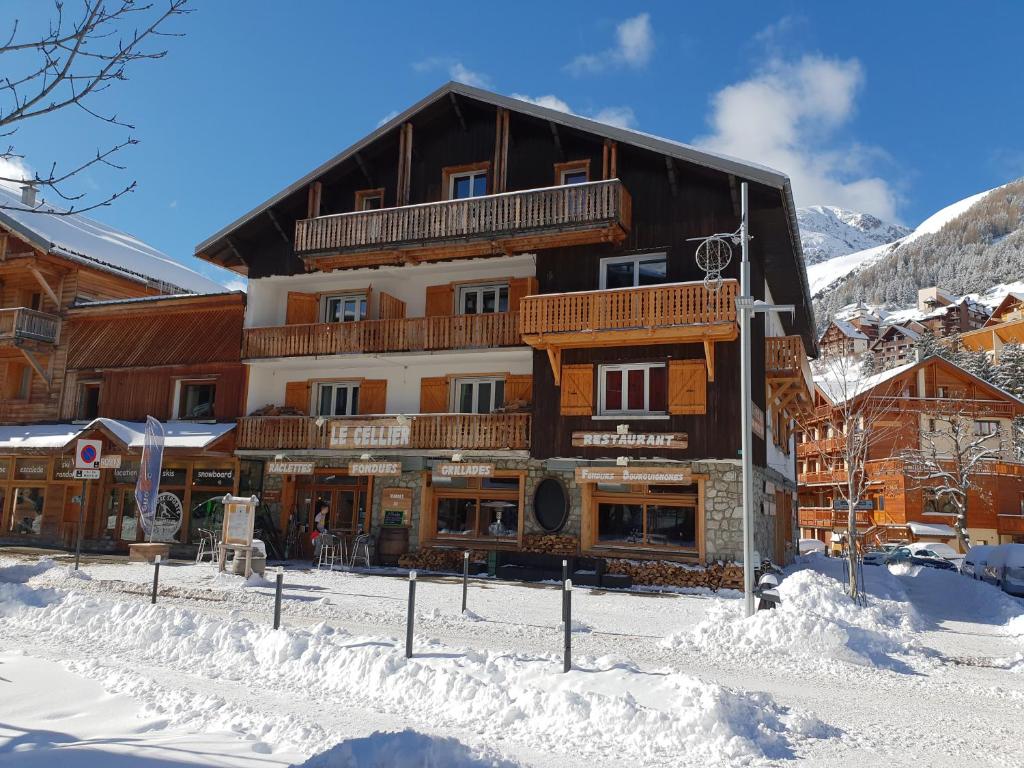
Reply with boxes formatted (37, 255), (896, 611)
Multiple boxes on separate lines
(563, 578), (572, 673)
(405, 570), (417, 659)
(151, 555), (161, 604)
(462, 550), (469, 613)
(561, 559), (568, 623)
(273, 567), (284, 630)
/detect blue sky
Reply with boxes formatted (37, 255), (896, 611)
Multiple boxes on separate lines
(4, 1), (1024, 286)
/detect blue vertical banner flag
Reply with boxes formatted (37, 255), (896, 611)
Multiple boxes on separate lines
(136, 416), (166, 542)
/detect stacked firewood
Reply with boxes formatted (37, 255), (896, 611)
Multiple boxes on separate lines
(398, 548), (487, 572)
(604, 559), (744, 590)
(521, 533), (579, 555)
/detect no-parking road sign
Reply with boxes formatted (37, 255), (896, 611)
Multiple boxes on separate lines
(75, 439), (103, 470)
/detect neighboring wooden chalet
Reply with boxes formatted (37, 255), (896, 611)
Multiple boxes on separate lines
(797, 356), (1024, 549)
(819, 318), (871, 358)
(0, 187), (232, 550)
(195, 82), (816, 575)
(869, 323), (923, 368)
(957, 291), (1024, 362)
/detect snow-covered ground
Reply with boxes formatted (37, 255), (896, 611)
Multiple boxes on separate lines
(1, 551), (1022, 767)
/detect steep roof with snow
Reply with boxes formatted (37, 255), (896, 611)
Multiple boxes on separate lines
(822, 318), (868, 342)
(0, 185), (227, 294)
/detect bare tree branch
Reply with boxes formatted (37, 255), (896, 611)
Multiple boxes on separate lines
(0, 0), (191, 215)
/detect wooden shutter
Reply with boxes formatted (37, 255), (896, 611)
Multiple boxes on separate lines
(286, 292), (318, 325)
(359, 379), (387, 414)
(284, 380), (311, 412)
(508, 277), (538, 311)
(424, 284), (453, 317)
(419, 376), (449, 413)
(379, 292), (406, 320)
(505, 374), (533, 406)
(560, 364), (593, 416)
(668, 360), (707, 415)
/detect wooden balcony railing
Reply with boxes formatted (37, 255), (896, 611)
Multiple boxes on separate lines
(765, 335), (805, 376)
(236, 413), (531, 451)
(520, 279), (738, 343)
(797, 437), (845, 458)
(295, 180), (631, 264)
(798, 506), (872, 528)
(243, 312), (522, 359)
(997, 515), (1024, 535)
(798, 469), (848, 485)
(0, 307), (60, 344)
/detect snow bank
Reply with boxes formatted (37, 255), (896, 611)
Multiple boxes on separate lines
(0, 576), (829, 764)
(299, 730), (521, 768)
(663, 570), (923, 672)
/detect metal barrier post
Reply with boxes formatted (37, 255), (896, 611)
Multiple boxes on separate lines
(273, 567), (284, 629)
(561, 559), (568, 623)
(563, 578), (572, 673)
(461, 551), (469, 613)
(151, 555), (161, 604)
(405, 570), (417, 659)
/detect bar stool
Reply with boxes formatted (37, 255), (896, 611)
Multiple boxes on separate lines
(195, 528), (217, 565)
(349, 533), (371, 569)
(317, 533), (341, 570)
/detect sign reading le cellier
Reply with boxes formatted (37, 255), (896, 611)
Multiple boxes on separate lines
(571, 432), (688, 449)
(574, 466), (693, 484)
(329, 418), (411, 449)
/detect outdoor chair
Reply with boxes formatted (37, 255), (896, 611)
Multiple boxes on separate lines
(195, 528), (218, 565)
(349, 533), (372, 568)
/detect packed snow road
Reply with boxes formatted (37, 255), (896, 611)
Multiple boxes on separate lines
(0, 551), (1022, 767)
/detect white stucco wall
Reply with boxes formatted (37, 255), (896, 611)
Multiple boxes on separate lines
(246, 349), (533, 415)
(244, 253), (537, 328)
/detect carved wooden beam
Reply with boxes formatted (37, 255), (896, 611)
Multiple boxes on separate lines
(549, 121), (564, 162)
(546, 347), (561, 386)
(703, 339), (716, 381)
(307, 181), (322, 219)
(267, 209), (291, 247)
(449, 92), (467, 131)
(354, 151), (374, 186)
(19, 346), (50, 389)
(665, 157), (678, 197)
(28, 265), (60, 308)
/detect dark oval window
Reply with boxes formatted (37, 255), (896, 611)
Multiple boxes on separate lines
(533, 477), (569, 533)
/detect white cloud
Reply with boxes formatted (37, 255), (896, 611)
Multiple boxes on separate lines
(376, 109), (399, 127)
(413, 58), (492, 89)
(511, 94), (637, 129)
(0, 155), (32, 191)
(694, 54), (900, 222)
(568, 13), (654, 75)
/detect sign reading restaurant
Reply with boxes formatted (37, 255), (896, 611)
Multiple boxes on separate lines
(571, 432), (688, 449)
(574, 466), (693, 485)
(329, 418), (411, 450)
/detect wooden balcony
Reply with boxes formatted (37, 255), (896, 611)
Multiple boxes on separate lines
(0, 307), (60, 345)
(997, 515), (1024, 535)
(796, 437), (845, 458)
(765, 335), (804, 376)
(799, 506), (872, 528)
(295, 180), (631, 270)
(798, 469), (848, 485)
(236, 413), (531, 451)
(520, 280), (738, 382)
(243, 312), (521, 359)
(766, 334), (813, 418)
(866, 397), (1019, 419)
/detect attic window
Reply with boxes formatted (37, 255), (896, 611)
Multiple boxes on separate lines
(444, 162), (489, 200)
(554, 160), (590, 185)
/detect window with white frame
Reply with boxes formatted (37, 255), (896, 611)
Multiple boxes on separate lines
(175, 380), (216, 420)
(974, 420), (1000, 437)
(449, 169), (488, 200)
(600, 253), (668, 290)
(453, 377), (505, 414)
(316, 382), (360, 417)
(458, 283), (509, 315)
(323, 294), (367, 323)
(598, 363), (667, 416)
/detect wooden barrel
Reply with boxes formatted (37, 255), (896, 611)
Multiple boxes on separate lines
(376, 526), (410, 565)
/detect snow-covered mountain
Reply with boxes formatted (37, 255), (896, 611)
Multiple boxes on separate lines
(809, 179), (1024, 322)
(797, 206), (910, 266)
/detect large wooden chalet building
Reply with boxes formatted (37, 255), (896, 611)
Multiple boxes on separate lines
(195, 83), (816, 568)
(798, 355), (1024, 548)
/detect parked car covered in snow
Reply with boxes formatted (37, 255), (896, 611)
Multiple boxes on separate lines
(884, 547), (958, 571)
(905, 541), (964, 569)
(981, 544), (1024, 595)
(862, 550), (890, 566)
(799, 538), (826, 555)
(961, 545), (995, 580)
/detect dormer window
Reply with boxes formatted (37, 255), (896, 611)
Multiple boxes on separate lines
(444, 162), (489, 200)
(355, 188), (385, 211)
(555, 160), (590, 185)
